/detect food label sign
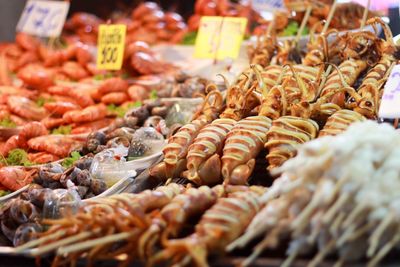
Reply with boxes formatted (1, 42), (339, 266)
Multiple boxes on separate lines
(17, 0), (70, 37)
(96, 24), (126, 70)
(379, 65), (400, 119)
(194, 16), (247, 60)
(252, 0), (284, 11)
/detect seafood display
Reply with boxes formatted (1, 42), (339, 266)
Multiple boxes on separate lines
(0, 1), (399, 267)
(64, 2), (187, 45)
(151, 16), (399, 186)
(14, 184), (265, 266)
(253, 1), (378, 37)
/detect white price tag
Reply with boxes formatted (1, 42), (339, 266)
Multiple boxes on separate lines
(252, 0), (285, 19)
(17, 0), (70, 38)
(252, 0), (284, 11)
(378, 65), (400, 119)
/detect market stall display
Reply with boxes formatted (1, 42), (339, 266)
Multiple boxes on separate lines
(0, 0), (399, 266)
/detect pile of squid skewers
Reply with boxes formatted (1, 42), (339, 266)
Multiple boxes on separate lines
(150, 16), (399, 187)
(15, 121), (400, 267)
(15, 183), (265, 267)
(229, 121), (400, 267)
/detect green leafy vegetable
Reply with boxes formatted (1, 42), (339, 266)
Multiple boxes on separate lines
(280, 21), (309, 37)
(62, 151), (81, 168)
(0, 190), (10, 197)
(107, 101), (142, 118)
(120, 72), (130, 79)
(51, 125), (72, 135)
(150, 89), (158, 100)
(0, 149), (34, 166)
(93, 73), (114, 81)
(182, 31), (197, 45)
(0, 117), (16, 128)
(36, 96), (54, 107)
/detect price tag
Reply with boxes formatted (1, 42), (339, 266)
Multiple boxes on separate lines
(17, 0), (70, 38)
(378, 65), (400, 119)
(252, 0), (284, 11)
(96, 24), (126, 70)
(194, 16), (247, 60)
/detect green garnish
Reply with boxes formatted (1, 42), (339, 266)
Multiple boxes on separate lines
(0, 190), (10, 197)
(150, 89), (158, 100)
(120, 72), (130, 79)
(182, 31), (197, 45)
(62, 151), (81, 168)
(0, 149), (34, 166)
(36, 96), (54, 107)
(107, 101), (142, 118)
(280, 21), (309, 37)
(0, 117), (16, 128)
(51, 125), (72, 135)
(93, 73), (114, 81)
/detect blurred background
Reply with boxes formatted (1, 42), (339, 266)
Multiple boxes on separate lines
(0, 0), (399, 41)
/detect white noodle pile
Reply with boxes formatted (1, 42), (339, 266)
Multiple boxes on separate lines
(228, 121), (400, 267)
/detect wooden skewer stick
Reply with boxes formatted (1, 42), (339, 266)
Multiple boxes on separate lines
(295, 5), (313, 44)
(321, 0), (338, 34)
(360, 0), (371, 29)
(57, 232), (133, 255)
(30, 231), (93, 256)
(14, 230), (67, 252)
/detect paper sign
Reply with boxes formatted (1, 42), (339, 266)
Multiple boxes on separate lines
(194, 16), (247, 60)
(378, 65), (400, 118)
(17, 0), (70, 37)
(252, 0), (284, 11)
(96, 24), (127, 70)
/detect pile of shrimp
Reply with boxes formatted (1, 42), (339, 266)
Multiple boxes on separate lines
(0, 31), (175, 87)
(0, 121), (85, 165)
(0, 78), (158, 163)
(64, 2), (187, 46)
(229, 121), (400, 267)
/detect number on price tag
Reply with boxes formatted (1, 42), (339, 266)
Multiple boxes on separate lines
(378, 65), (400, 118)
(96, 25), (126, 70)
(17, 0), (70, 37)
(194, 16), (247, 60)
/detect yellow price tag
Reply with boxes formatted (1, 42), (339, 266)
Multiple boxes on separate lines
(96, 24), (126, 70)
(194, 16), (247, 60)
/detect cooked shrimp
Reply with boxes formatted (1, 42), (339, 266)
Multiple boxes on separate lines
(0, 135), (21, 156)
(61, 61), (89, 81)
(0, 167), (36, 191)
(28, 152), (59, 164)
(7, 96), (47, 121)
(63, 104), (107, 123)
(27, 135), (83, 157)
(101, 92), (129, 105)
(40, 117), (65, 129)
(98, 77), (129, 95)
(18, 121), (48, 144)
(17, 64), (54, 89)
(43, 101), (80, 116)
(71, 118), (113, 134)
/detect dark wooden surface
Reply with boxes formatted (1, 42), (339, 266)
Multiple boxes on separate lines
(0, 254), (399, 267)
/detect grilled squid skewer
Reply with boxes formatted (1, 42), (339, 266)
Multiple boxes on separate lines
(222, 116), (272, 185)
(265, 116), (319, 170)
(184, 118), (236, 185)
(319, 109), (366, 137)
(353, 17), (399, 118)
(150, 87), (224, 180)
(150, 190), (263, 267)
(320, 59), (367, 107)
(16, 183), (185, 264)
